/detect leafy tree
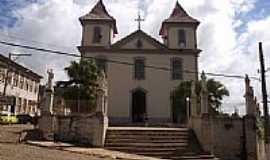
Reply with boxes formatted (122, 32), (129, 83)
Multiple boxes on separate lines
(56, 58), (99, 112)
(173, 78), (229, 120)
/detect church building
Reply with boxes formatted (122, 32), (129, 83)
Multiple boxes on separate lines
(78, 0), (201, 125)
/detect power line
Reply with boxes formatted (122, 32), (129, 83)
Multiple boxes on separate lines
(0, 31), (75, 51)
(0, 40), (260, 81)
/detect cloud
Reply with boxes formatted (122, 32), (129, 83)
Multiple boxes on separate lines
(0, 0), (269, 114)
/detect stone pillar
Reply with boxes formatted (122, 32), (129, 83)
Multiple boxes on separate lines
(200, 71), (209, 115)
(244, 116), (258, 160)
(96, 71), (108, 115)
(244, 75), (262, 160)
(190, 81), (198, 116)
(245, 75), (257, 116)
(201, 114), (214, 154)
(92, 112), (108, 147)
(92, 71), (108, 147)
(38, 69), (55, 140)
(266, 144), (270, 160)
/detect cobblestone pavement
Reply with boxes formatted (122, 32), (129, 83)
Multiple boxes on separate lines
(0, 124), (111, 160)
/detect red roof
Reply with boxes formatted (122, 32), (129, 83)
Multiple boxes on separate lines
(159, 1), (199, 35)
(79, 0), (118, 34)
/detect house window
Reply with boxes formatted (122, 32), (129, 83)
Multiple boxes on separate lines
(34, 84), (39, 93)
(95, 57), (107, 74)
(0, 68), (5, 83)
(178, 29), (186, 48)
(29, 80), (33, 92)
(171, 58), (183, 80)
(7, 72), (12, 85)
(13, 73), (19, 87)
(19, 76), (24, 89)
(93, 26), (102, 43)
(134, 58), (145, 80)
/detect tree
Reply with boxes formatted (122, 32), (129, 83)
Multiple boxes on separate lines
(206, 78), (230, 110)
(173, 78), (229, 119)
(56, 58), (99, 112)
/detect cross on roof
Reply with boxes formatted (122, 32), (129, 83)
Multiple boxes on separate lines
(135, 12), (144, 30)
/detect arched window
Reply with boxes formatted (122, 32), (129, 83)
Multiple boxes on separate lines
(93, 26), (102, 43)
(134, 58), (145, 80)
(171, 58), (183, 80)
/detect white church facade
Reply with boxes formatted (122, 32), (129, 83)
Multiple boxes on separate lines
(78, 0), (201, 124)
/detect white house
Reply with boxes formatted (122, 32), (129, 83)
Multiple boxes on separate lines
(0, 54), (42, 116)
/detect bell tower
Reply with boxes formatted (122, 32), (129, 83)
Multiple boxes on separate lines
(159, 1), (200, 49)
(79, 0), (118, 47)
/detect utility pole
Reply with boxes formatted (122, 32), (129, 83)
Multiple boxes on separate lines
(258, 42), (269, 143)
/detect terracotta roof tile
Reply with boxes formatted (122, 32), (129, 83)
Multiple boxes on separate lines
(165, 1), (199, 23)
(80, 0), (118, 34)
(159, 1), (199, 35)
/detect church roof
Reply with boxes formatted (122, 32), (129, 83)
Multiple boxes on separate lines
(79, 0), (118, 34)
(112, 30), (168, 50)
(159, 1), (199, 35)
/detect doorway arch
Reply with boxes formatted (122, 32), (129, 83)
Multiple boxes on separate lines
(131, 88), (147, 123)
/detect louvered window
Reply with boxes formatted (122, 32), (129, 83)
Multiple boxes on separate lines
(178, 30), (186, 48)
(93, 26), (102, 43)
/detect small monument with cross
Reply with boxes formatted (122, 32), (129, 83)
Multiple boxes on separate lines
(135, 11), (145, 30)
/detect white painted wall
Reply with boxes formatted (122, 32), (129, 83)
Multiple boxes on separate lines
(85, 52), (197, 123)
(0, 72), (40, 115)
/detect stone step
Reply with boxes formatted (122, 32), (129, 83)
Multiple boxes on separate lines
(105, 146), (185, 152)
(105, 142), (188, 147)
(106, 138), (188, 143)
(107, 127), (189, 131)
(106, 135), (188, 139)
(105, 127), (218, 160)
(171, 155), (216, 160)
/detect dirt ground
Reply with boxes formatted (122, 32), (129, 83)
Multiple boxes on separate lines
(0, 124), (111, 160)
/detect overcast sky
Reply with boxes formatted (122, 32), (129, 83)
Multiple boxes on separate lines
(0, 0), (270, 114)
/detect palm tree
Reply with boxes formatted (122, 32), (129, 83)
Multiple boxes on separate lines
(56, 58), (99, 113)
(206, 78), (229, 110)
(173, 78), (229, 119)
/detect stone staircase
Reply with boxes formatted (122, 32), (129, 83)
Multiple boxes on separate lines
(105, 127), (217, 160)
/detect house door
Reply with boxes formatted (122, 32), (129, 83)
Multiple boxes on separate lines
(132, 89), (146, 123)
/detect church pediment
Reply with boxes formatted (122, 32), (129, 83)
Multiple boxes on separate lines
(112, 30), (167, 50)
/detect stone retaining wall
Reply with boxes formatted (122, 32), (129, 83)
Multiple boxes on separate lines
(191, 115), (243, 160)
(54, 113), (108, 146)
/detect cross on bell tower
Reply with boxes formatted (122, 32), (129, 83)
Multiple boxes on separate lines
(135, 11), (144, 30)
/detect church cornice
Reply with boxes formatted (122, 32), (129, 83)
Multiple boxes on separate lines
(77, 46), (201, 56)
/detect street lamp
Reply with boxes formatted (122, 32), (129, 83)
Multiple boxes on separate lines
(2, 53), (32, 96)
